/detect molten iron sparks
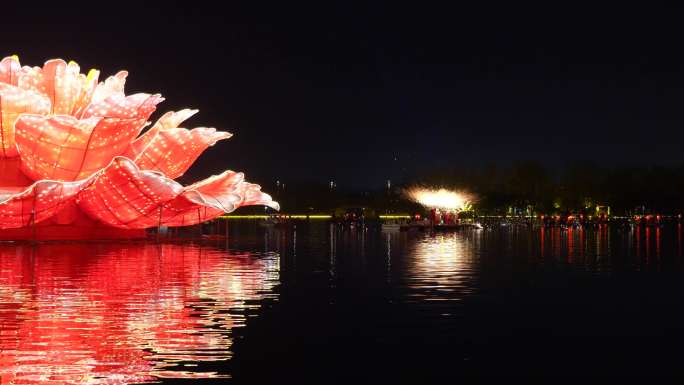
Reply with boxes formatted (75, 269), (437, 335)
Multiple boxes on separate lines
(406, 187), (474, 211)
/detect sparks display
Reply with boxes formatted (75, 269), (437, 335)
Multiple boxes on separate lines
(0, 56), (278, 240)
(406, 187), (473, 211)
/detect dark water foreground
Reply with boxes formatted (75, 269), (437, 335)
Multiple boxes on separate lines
(0, 223), (683, 383)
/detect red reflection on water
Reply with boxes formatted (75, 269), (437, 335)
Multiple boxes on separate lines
(656, 227), (661, 260)
(645, 227), (651, 261)
(0, 243), (278, 384)
(568, 227), (574, 263)
(579, 227), (585, 258)
(636, 226), (641, 259)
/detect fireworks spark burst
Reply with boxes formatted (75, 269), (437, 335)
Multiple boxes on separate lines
(406, 187), (475, 211)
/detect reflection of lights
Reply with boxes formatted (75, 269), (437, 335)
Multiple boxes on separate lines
(406, 187), (474, 211)
(408, 233), (477, 296)
(415, 235), (466, 269)
(0, 243), (279, 383)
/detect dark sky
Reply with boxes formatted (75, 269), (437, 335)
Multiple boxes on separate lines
(2, 3), (683, 189)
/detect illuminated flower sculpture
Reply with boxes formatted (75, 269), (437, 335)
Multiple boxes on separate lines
(0, 56), (278, 240)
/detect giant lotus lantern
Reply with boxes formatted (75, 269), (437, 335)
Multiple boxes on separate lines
(0, 55), (278, 240)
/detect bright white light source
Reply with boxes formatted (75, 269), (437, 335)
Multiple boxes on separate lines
(406, 187), (474, 211)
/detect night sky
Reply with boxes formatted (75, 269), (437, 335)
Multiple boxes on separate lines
(2, 4), (683, 189)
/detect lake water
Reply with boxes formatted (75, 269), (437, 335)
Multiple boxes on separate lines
(0, 222), (683, 383)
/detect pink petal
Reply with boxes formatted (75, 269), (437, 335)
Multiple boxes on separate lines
(162, 170), (247, 226)
(78, 168), (242, 229)
(237, 182), (280, 210)
(77, 157), (184, 228)
(157, 171), (279, 227)
(0, 178), (93, 229)
(15, 94), (162, 181)
(124, 109), (198, 159)
(134, 126), (231, 179)
(77, 163), (278, 228)
(91, 70), (128, 105)
(0, 56), (21, 86)
(18, 59), (100, 116)
(82, 92), (163, 119)
(152, 201), (224, 228)
(0, 83), (51, 158)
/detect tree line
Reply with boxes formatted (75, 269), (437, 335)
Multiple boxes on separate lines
(244, 161), (684, 217)
(414, 161), (684, 216)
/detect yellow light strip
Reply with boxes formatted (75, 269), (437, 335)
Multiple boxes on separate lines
(379, 215), (412, 219)
(287, 215), (332, 219)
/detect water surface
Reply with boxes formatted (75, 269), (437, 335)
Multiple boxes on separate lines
(1, 223), (683, 383)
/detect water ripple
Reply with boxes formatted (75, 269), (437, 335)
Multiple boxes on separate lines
(0, 242), (279, 384)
